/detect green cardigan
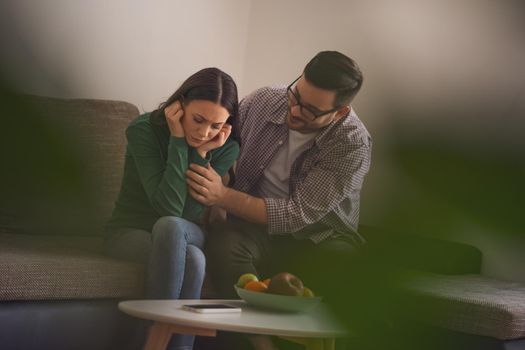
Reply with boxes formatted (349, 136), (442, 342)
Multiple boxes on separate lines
(106, 112), (239, 232)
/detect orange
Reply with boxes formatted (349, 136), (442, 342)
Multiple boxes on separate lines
(244, 280), (268, 292)
(262, 278), (271, 287)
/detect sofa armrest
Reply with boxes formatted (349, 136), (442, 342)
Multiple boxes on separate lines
(359, 225), (482, 275)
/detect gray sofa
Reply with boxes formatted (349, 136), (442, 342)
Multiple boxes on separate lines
(356, 228), (525, 350)
(0, 96), (146, 350)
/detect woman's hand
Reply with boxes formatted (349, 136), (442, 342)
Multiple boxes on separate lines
(196, 124), (232, 158)
(164, 100), (185, 137)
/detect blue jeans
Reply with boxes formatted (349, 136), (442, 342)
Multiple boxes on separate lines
(105, 216), (206, 350)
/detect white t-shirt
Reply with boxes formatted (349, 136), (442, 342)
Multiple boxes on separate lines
(257, 129), (318, 198)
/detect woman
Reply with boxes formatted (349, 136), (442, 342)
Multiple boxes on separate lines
(105, 67), (239, 350)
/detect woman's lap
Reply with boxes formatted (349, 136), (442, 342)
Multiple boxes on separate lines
(104, 217), (206, 263)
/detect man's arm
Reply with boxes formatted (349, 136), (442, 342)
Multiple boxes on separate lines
(185, 163), (267, 224)
(220, 187), (267, 224)
(182, 139), (239, 220)
(187, 140), (371, 233)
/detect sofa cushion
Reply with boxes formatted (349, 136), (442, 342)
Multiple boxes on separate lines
(0, 233), (144, 300)
(401, 272), (525, 340)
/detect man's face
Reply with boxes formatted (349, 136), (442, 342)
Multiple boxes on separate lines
(285, 76), (348, 133)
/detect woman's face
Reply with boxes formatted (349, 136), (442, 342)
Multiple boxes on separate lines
(181, 100), (230, 148)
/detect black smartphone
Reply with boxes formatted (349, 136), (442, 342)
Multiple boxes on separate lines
(182, 303), (242, 314)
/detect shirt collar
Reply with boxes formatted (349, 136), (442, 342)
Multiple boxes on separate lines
(314, 107), (352, 146)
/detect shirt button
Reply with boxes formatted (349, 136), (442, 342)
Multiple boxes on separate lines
(278, 140), (283, 145)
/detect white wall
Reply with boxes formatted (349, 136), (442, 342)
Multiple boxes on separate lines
(242, 0), (525, 130)
(0, 0), (251, 112)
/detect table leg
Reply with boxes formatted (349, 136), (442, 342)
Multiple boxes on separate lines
(143, 321), (217, 350)
(279, 336), (336, 350)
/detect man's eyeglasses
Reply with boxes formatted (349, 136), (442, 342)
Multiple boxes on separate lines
(286, 76), (340, 121)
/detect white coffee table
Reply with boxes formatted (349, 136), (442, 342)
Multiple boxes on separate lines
(119, 299), (350, 350)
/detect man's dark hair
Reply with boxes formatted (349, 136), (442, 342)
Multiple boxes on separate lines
(303, 51), (363, 108)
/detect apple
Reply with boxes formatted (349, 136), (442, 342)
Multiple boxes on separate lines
(236, 273), (258, 288)
(302, 287), (315, 297)
(267, 272), (304, 296)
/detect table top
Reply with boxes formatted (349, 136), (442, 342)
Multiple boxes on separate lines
(119, 299), (350, 338)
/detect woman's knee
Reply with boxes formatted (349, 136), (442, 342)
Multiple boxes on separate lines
(152, 216), (188, 243)
(152, 216), (205, 247)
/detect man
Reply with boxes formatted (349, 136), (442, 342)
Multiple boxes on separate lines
(186, 51), (372, 299)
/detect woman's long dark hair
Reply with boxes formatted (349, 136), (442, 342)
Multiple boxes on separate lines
(151, 67), (239, 142)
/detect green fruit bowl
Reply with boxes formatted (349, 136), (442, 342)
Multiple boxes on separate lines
(234, 285), (322, 313)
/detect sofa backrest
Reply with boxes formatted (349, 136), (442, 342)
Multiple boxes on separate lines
(0, 95), (140, 236)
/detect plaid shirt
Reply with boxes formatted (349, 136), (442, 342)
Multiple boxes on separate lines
(233, 86), (372, 244)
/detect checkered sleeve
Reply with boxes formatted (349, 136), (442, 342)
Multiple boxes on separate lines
(263, 141), (371, 235)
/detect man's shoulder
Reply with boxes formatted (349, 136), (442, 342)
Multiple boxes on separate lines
(239, 86), (288, 128)
(242, 85), (287, 107)
(327, 109), (372, 151)
(346, 109), (372, 145)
